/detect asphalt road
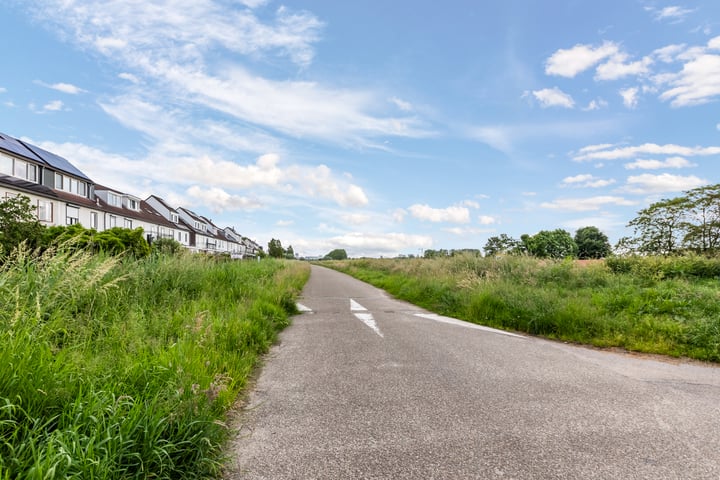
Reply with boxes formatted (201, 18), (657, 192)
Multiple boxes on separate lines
(225, 265), (720, 479)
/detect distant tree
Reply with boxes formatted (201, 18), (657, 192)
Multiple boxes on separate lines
(424, 249), (450, 258)
(324, 248), (348, 260)
(152, 237), (184, 255)
(451, 249), (482, 257)
(483, 234), (521, 257)
(682, 184), (720, 254)
(268, 238), (285, 258)
(627, 197), (688, 255)
(0, 195), (45, 254)
(285, 245), (295, 259)
(523, 229), (577, 259)
(574, 226), (611, 259)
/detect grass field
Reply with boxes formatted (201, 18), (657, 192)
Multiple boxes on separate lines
(323, 254), (720, 363)
(0, 246), (309, 479)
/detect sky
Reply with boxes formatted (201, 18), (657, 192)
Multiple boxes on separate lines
(1, 0), (719, 258)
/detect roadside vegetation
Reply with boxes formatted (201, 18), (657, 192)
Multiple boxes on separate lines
(0, 241), (309, 478)
(324, 254), (720, 362)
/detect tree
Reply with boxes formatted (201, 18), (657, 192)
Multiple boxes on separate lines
(574, 226), (611, 259)
(267, 238), (284, 258)
(523, 229), (577, 259)
(0, 195), (45, 255)
(483, 234), (521, 257)
(627, 197), (688, 255)
(324, 248), (348, 260)
(285, 245), (295, 259)
(682, 184), (720, 255)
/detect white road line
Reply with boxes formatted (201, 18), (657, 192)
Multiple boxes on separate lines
(296, 303), (312, 312)
(350, 299), (366, 311)
(414, 313), (524, 338)
(353, 313), (384, 338)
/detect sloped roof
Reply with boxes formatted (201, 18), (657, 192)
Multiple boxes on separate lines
(0, 131), (92, 182)
(0, 132), (44, 163)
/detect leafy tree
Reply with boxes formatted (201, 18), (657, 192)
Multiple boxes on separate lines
(424, 249), (449, 258)
(627, 197), (688, 255)
(152, 237), (184, 255)
(0, 195), (45, 254)
(268, 238), (284, 258)
(43, 225), (151, 257)
(682, 184), (720, 254)
(285, 245), (295, 259)
(574, 226), (611, 259)
(483, 234), (521, 257)
(523, 229), (577, 259)
(324, 248), (348, 260)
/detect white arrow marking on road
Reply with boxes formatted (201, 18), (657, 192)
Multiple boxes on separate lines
(350, 299), (383, 337)
(296, 303), (313, 312)
(414, 313), (524, 338)
(350, 299), (366, 311)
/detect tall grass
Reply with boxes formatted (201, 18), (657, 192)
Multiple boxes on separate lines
(325, 255), (720, 362)
(0, 245), (309, 479)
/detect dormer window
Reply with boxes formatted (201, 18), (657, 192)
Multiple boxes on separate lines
(127, 199), (139, 211)
(194, 221), (202, 230)
(108, 192), (121, 207)
(171, 212), (179, 223)
(0, 154), (38, 183)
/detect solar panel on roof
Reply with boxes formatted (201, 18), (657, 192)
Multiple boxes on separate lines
(19, 141), (92, 182)
(0, 132), (44, 163)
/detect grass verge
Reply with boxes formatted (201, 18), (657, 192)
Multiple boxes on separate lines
(0, 246), (309, 479)
(322, 255), (720, 362)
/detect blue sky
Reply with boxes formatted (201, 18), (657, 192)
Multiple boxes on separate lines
(1, 0), (719, 257)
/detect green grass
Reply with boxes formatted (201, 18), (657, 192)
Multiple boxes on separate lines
(0, 245), (309, 479)
(323, 255), (720, 362)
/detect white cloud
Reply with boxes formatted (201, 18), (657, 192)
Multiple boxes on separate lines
(541, 196), (636, 211)
(276, 219), (294, 227)
(573, 143), (720, 162)
(444, 227), (496, 236)
(583, 98), (608, 111)
(653, 44), (687, 63)
(545, 42), (619, 77)
(657, 53), (720, 106)
(596, 54), (653, 80)
(408, 204), (471, 223)
(328, 232), (433, 257)
(478, 215), (497, 225)
(470, 126), (513, 152)
(390, 97), (413, 112)
(619, 87), (639, 108)
(532, 87), (575, 108)
(624, 156), (696, 169)
(623, 173), (706, 194)
(118, 72), (140, 84)
(186, 185), (261, 212)
(0, 87), (7, 93)
(562, 174), (616, 188)
(43, 100), (64, 112)
(653, 5), (694, 21)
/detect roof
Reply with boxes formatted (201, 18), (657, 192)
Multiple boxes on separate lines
(0, 131), (92, 182)
(146, 194), (178, 213)
(95, 195), (186, 230)
(0, 173), (100, 210)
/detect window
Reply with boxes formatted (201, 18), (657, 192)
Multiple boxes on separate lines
(127, 199), (139, 210)
(183, 232), (188, 243)
(177, 231), (182, 241)
(37, 200), (53, 223)
(194, 221), (202, 230)
(170, 212), (179, 223)
(0, 153), (12, 176)
(55, 173), (63, 190)
(76, 181), (86, 197)
(109, 215), (117, 227)
(90, 212), (98, 230)
(66, 205), (79, 225)
(26, 164), (37, 182)
(108, 192), (121, 207)
(124, 218), (133, 229)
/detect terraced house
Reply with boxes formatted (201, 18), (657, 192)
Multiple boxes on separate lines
(0, 131), (258, 256)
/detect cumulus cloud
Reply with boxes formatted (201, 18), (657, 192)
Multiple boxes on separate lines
(583, 98), (608, 111)
(328, 232), (433, 256)
(596, 55), (653, 81)
(619, 87), (640, 108)
(657, 52), (720, 106)
(186, 185), (261, 212)
(541, 196), (636, 211)
(532, 87), (575, 108)
(42, 100), (64, 112)
(478, 215), (497, 225)
(572, 143), (720, 162)
(408, 204), (471, 223)
(545, 41), (619, 77)
(624, 156), (696, 169)
(561, 174), (616, 188)
(623, 173), (706, 194)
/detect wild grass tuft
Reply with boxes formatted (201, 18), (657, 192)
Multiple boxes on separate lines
(0, 248), (309, 478)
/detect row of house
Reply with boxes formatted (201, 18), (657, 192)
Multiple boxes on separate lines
(0, 130), (262, 257)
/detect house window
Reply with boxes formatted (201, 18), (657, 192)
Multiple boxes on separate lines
(124, 218), (133, 229)
(75, 181), (86, 197)
(177, 231), (182, 241)
(109, 215), (117, 227)
(127, 199), (139, 210)
(108, 192), (121, 207)
(55, 173), (63, 190)
(170, 212), (179, 223)
(0, 153), (12, 176)
(37, 200), (53, 223)
(184, 232), (188, 243)
(26, 164), (37, 182)
(66, 205), (79, 225)
(194, 221), (201, 230)
(90, 212), (98, 230)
